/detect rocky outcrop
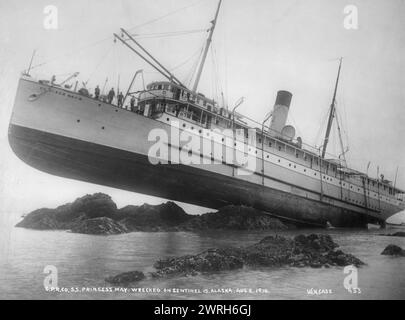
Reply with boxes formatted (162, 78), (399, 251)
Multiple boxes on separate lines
(381, 244), (405, 256)
(179, 205), (291, 231)
(16, 194), (292, 235)
(16, 193), (117, 231)
(117, 202), (192, 232)
(70, 217), (128, 235)
(105, 234), (364, 284)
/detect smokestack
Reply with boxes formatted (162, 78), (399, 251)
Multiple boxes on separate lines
(269, 90), (292, 136)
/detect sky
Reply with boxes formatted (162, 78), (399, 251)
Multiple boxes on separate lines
(0, 0), (404, 224)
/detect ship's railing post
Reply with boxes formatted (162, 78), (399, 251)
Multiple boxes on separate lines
(231, 98), (244, 177)
(261, 112), (273, 185)
(318, 148), (324, 201)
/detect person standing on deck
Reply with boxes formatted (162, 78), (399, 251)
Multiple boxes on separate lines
(94, 85), (100, 100)
(130, 96), (137, 112)
(117, 92), (124, 108)
(107, 88), (115, 104)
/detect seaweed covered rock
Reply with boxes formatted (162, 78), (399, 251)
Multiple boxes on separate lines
(16, 193), (118, 230)
(17, 196), (292, 234)
(105, 271), (145, 285)
(117, 202), (192, 231)
(68, 193), (117, 219)
(381, 244), (405, 256)
(117, 234), (365, 281)
(16, 208), (63, 230)
(242, 234), (362, 268)
(180, 205), (290, 231)
(151, 247), (246, 278)
(71, 217), (128, 235)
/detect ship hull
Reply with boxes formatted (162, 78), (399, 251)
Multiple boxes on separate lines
(8, 77), (403, 227)
(9, 123), (372, 228)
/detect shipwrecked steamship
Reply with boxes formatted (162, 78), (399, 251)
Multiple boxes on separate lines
(8, 1), (405, 227)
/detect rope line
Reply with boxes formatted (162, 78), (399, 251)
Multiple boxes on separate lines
(132, 29), (207, 39)
(126, 0), (206, 32)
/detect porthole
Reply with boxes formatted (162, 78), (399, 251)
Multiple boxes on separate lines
(166, 118), (170, 121)
(77, 119), (80, 123)
(183, 124), (186, 128)
(102, 126), (105, 130)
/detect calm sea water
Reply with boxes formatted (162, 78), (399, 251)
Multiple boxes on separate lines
(0, 224), (404, 300)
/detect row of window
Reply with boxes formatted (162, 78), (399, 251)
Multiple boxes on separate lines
(164, 116), (400, 204)
(146, 95), (398, 198)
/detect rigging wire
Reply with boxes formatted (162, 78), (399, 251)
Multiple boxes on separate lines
(212, 44), (225, 107)
(85, 43), (115, 85)
(30, 0), (206, 70)
(31, 37), (113, 70)
(210, 44), (221, 104)
(132, 29), (207, 39)
(171, 47), (203, 72)
(313, 103), (330, 148)
(288, 112), (304, 140)
(185, 44), (205, 87)
(143, 45), (203, 78)
(335, 102), (350, 161)
(126, 0), (206, 33)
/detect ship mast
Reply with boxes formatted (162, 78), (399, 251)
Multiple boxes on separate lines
(321, 57), (342, 159)
(192, 0), (222, 93)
